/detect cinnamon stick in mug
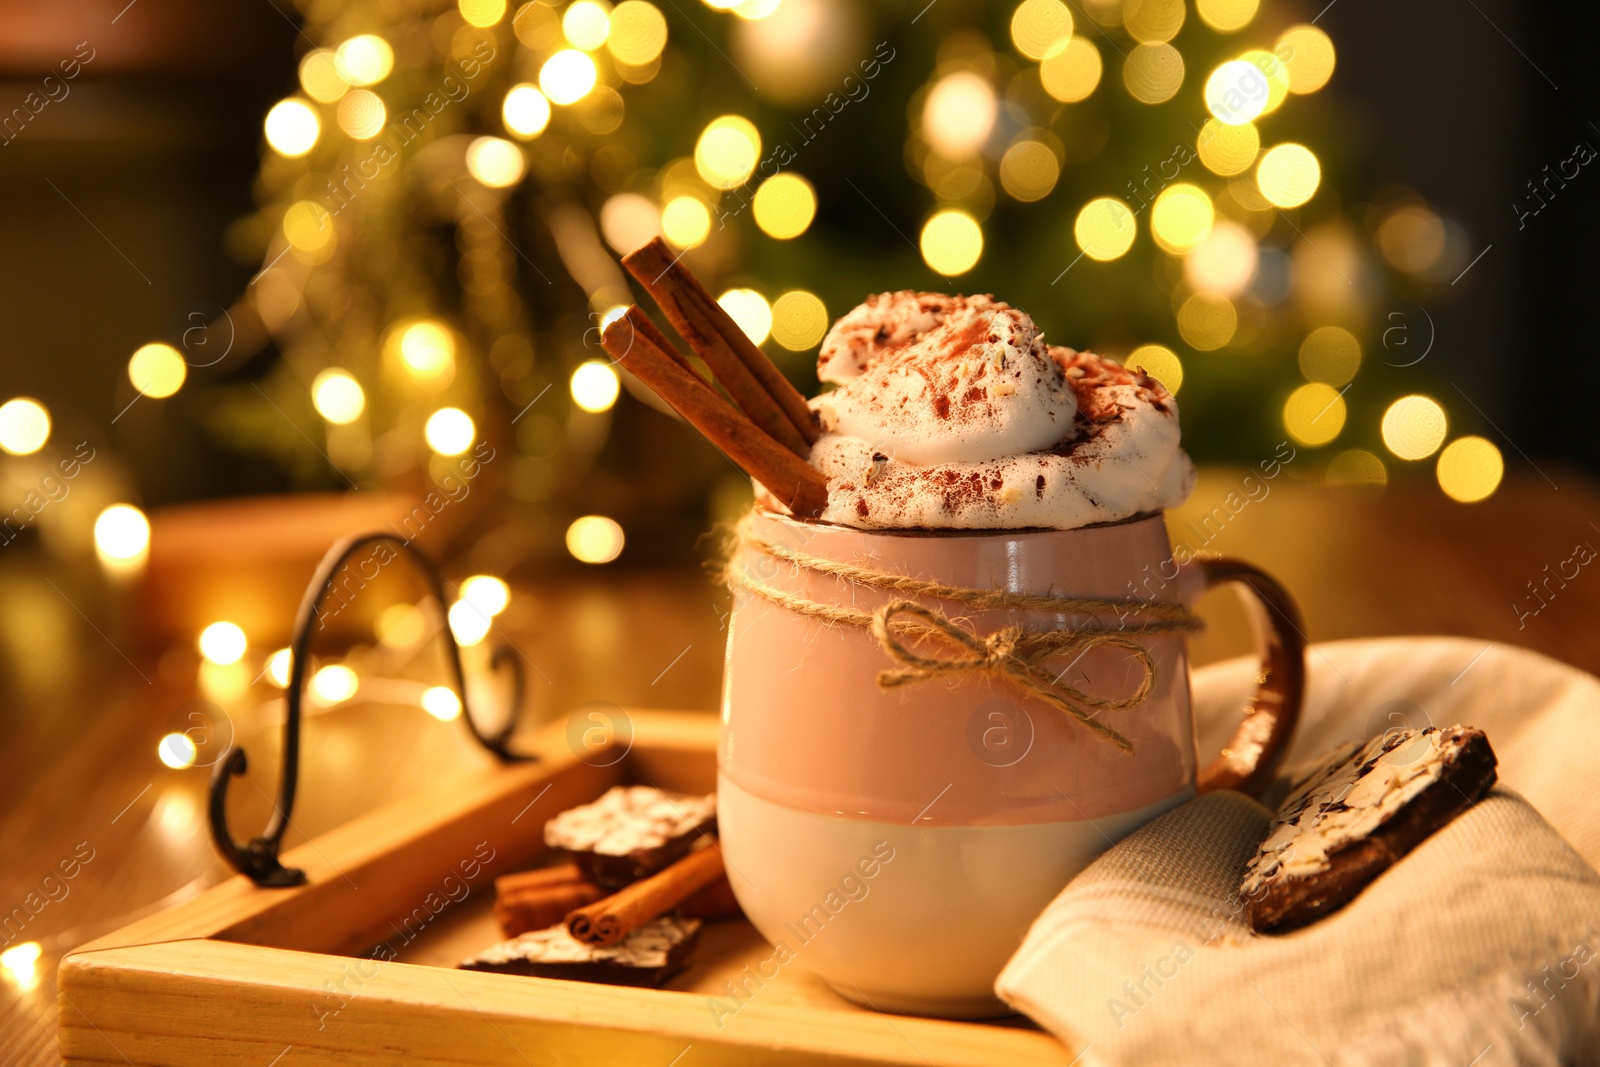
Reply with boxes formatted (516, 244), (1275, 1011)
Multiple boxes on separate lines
(623, 237), (820, 453)
(566, 843), (727, 947)
(603, 307), (829, 518)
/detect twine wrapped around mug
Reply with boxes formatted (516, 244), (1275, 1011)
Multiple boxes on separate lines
(726, 522), (1204, 755)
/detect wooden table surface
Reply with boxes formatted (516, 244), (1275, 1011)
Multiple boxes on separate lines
(5, 470), (1599, 1065)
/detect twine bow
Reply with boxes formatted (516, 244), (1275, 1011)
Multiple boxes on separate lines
(870, 600), (1156, 755)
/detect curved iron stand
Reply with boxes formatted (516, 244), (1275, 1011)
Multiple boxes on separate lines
(208, 532), (535, 887)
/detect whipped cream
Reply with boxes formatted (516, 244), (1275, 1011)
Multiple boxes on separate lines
(774, 292), (1195, 531)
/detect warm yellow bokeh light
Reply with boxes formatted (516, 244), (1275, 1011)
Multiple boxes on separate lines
(718, 289), (774, 345)
(1197, 118), (1259, 176)
(298, 50), (350, 104)
(1278, 25), (1336, 94)
(771, 290), (829, 351)
(312, 369), (366, 424)
(1326, 449), (1387, 491)
(158, 732), (197, 770)
(564, 0), (612, 50)
(128, 343), (187, 399)
(1205, 59), (1270, 124)
(1040, 36), (1102, 102)
(567, 515), (625, 563)
(1283, 382), (1346, 446)
(312, 664), (359, 703)
(282, 200), (335, 254)
(459, 0), (508, 27)
(1378, 205), (1446, 274)
(1123, 43), (1184, 104)
(448, 599), (492, 646)
(541, 49), (598, 105)
(335, 35), (394, 86)
(732, 0), (780, 17)
(920, 210), (984, 275)
(1177, 292), (1237, 350)
(466, 136), (526, 188)
(461, 575), (511, 617)
(1436, 436), (1504, 503)
(1150, 183), (1214, 254)
(571, 359), (622, 412)
(600, 193), (661, 252)
(422, 686), (463, 721)
(1075, 197), (1137, 261)
(266, 648), (293, 688)
(400, 322), (456, 378)
(1, 942), (41, 989)
(1000, 139), (1061, 202)
(0, 397), (49, 455)
(1184, 220), (1257, 296)
(607, 1), (668, 65)
(264, 99), (319, 157)
(1298, 326), (1361, 386)
(1011, 0), (1074, 60)
(425, 408), (476, 456)
(1197, 0), (1257, 32)
(94, 504), (149, 566)
(922, 72), (998, 157)
(661, 196), (711, 248)
(695, 115), (761, 189)
(1126, 344), (1182, 394)
(1123, 0), (1184, 44)
(752, 173), (816, 238)
(502, 84), (553, 138)
(1239, 49), (1291, 114)
(376, 603), (426, 648)
(199, 621), (248, 665)
(336, 89), (387, 140)
(1381, 395), (1448, 460)
(1256, 144), (1321, 208)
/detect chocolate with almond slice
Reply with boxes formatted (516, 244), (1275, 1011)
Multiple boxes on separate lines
(543, 785), (717, 888)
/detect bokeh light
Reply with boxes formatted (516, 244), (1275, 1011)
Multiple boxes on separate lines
(466, 136), (526, 188)
(1010, 0), (1074, 60)
(312, 369), (366, 424)
(661, 196), (711, 248)
(460, 0), (507, 27)
(282, 200), (335, 256)
(1150, 183), (1214, 253)
(425, 408), (476, 455)
(299, 50), (349, 103)
(1283, 382), (1346, 446)
(376, 603), (426, 648)
(1123, 43), (1184, 104)
(448, 599), (492, 646)
(0, 943), (41, 991)
(1378, 205), (1447, 273)
(695, 115), (761, 189)
(158, 732), (197, 770)
(1075, 197), (1136, 260)
(718, 288), (774, 344)
(567, 515), (625, 563)
(1177, 292), (1237, 349)
(1040, 37), (1102, 102)
(1196, 0), (1257, 32)
(541, 49), (598, 105)
(128, 343), (187, 399)
(752, 173), (816, 238)
(607, 1), (669, 65)
(1123, 0), (1185, 44)
(920, 210), (984, 275)
(199, 622), (248, 665)
(1436, 436), (1504, 503)
(266, 648), (293, 687)
(0, 397), (49, 455)
(94, 505), (149, 568)
(1326, 449), (1387, 491)
(312, 664), (359, 703)
(922, 72), (997, 157)
(1297, 326), (1361, 386)
(1205, 60), (1269, 124)
(264, 99), (319, 157)
(571, 359), (622, 412)
(1000, 139), (1061, 202)
(1239, 49), (1291, 114)
(399, 322), (456, 378)
(461, 575), (511, 617)
(1381, 395), (1448, 460)
(422, 686), (463, 721)
(600, 192), (661, 251)
(1196, 118), (1259, 175)
(1126, 344), (1183, 394)
(336, 89), (387, 140)
(1278, 25), (1336, 94)
(503, 84), (553, 138)
(1183, 220), (1257, 295)
(564, 0), (612, 50)
(771, 290), (829, 351)
(1256, 144), (1321, 208)
(335, 35), (394, 86)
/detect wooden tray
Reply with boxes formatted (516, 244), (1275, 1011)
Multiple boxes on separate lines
(58, 710), (1079, 1066)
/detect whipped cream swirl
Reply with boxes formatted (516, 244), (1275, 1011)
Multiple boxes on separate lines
(782, 292), (1194, 530)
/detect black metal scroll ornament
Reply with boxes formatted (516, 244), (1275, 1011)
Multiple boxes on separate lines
(208, 532), (535, 887)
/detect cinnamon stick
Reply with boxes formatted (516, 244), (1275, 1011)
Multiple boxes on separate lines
(604, 307), (829, 518)
(496, 881), (607, 937)
(566, 843), (726, 946)
(494, 862), (587, 895)
(624, 237), (820, 452)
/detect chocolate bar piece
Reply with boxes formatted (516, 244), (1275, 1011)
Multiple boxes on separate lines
(1241, 725), (1497, 932)
(459, 917), (701, 987)
(544, 786), (716, 888)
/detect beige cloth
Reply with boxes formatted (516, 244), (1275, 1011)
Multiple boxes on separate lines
(997, 637), (1600, 1067)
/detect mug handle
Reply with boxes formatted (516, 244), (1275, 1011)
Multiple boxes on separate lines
(1178, 557), (1307, 797)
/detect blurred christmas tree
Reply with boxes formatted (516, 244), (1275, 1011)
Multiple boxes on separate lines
(208, 0), (1503, 567)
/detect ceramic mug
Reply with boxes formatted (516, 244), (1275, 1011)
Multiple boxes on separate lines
(717, 507), (1305, 1018)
